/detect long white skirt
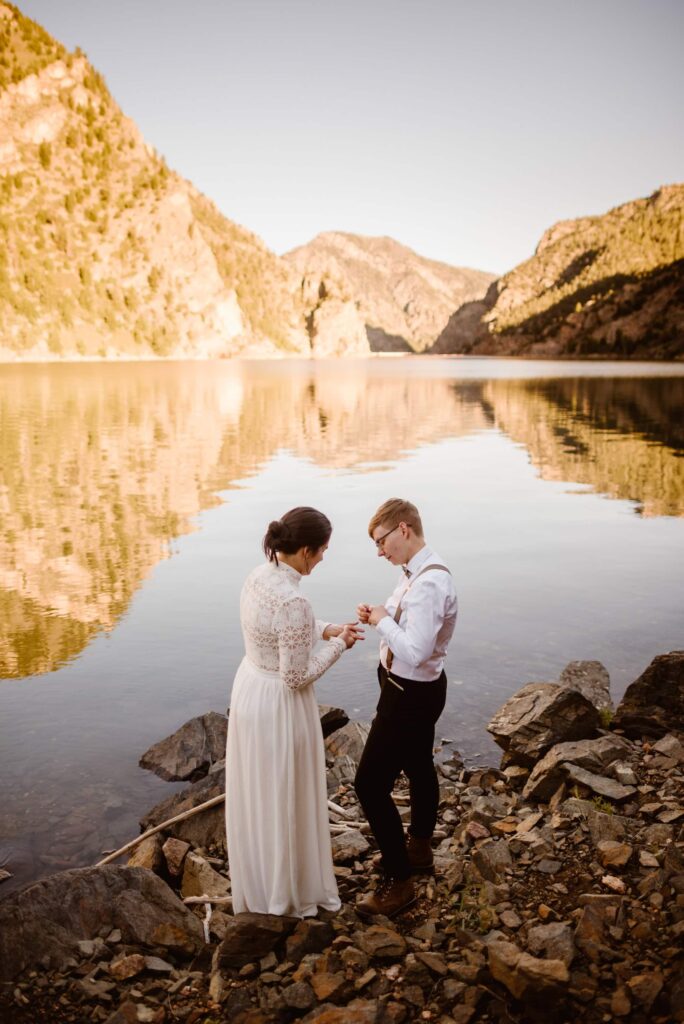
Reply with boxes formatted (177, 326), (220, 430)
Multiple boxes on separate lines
(225, 656), (340, 917)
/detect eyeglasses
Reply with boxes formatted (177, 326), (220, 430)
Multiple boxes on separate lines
(373, 524), (401, 549)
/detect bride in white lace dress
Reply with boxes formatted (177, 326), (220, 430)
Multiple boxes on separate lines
(226, 507), (362, 917)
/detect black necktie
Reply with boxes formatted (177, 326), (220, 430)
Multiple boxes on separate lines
(402, 565), (412, 579)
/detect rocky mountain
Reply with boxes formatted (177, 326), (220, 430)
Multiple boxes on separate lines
(431, 185), (684, 359)
(0, 2), (310, 359)
(285, 231), (495, 353)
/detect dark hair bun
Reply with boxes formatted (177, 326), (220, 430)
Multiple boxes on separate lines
(266, 519), (290, 544)
(262, 507), (332, 565)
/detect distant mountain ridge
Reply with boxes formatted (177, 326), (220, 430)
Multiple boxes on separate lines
(285, 231), (495, 353)
(0, 3), (681, 361)
(431, 185), (684, 359)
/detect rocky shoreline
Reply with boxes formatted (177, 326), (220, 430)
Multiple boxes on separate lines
(1, 653), (682, 1024)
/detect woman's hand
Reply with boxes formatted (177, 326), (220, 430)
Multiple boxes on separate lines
(356, 603), (372, 624)
(339, 622), (364, 649)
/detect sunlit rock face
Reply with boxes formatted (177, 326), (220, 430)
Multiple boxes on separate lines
(286, 232), (495, 353)
(0, 363), (490, 677)
(0, 6), (308, 360)
(432, 185), (684, 360)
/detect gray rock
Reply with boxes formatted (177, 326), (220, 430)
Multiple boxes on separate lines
(0, 865), (204, 982)
(180, 851), (230, 899)
(216, 913), (299, 968)
(327, 753), (360, 788)
(139, 711), (227, 782)
(126, 834), (163, 872)
(325, 721), (371, 764)
(563, 763), (636, 803)
(609, 760), (638, 786)
(586, 808), (632, 846)
(318, 705), (349, 739)
(613, 651), (684, 739)
(488, 939), (569, 998)
(285, 919), (335, 964)
(652, 733), (684, 762)
(487, 682), (600, 766)
(331, 829), (370, 862)
(355, 924), (406, 959)
(300, 1000), (379, 1023)
(472, 839), (514, 882)
(162, 837), (191, 877)
(522, 735), (634, 801)
(469, 793), (512, 825)
(282, 981), (316, 1010)
(526, 921), (575, 966)
(141, 765), (225, 854)
(559, 660), (612, 710)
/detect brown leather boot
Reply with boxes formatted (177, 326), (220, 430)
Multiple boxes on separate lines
(407, 834), (434, 872)
(356, 877), (416, 919)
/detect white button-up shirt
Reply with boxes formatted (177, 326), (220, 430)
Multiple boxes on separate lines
(375, 545), (458, 681)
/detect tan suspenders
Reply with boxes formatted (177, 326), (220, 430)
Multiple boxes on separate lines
(385, 563), (452, 676)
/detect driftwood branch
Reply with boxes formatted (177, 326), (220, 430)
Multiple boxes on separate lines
(96, 793), (364, 867)
(95, 794), (225, 866)
(182, 895), (233, 906)
(327, 798), (356, 821)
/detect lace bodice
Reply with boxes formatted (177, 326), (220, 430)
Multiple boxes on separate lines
(240, 562), (346, 690)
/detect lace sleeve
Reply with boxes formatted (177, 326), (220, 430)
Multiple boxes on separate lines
(315, 619), (331, 640)
(274, 596), (345, 691)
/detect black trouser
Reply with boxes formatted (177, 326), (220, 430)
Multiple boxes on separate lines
(354, 663), (447, 881)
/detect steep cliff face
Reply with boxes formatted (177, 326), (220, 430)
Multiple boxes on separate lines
(0, 3), (309, 359)
(432, 185), (684, 359)
(285, 231), (495, 353)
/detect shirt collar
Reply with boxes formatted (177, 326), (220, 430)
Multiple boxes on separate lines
(275, 561), (301, 585)
(404, 544), (433, 578)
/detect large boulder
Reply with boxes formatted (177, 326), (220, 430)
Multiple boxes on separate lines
(559, 660), (612, 710)
(612, 651), (684, 738)
(0, 865), (204, 982)
(140, 706), (348, 786)
(325, 721), (371, 765)
(140, 764), (226, 854)
(487, 682), (600, 766)
(139, 712), (227, 782)
(522, 735), (634, 802)
(216, 913), (299, 969)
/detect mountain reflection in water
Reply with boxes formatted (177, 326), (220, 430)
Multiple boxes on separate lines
(1, 361), (682, 679)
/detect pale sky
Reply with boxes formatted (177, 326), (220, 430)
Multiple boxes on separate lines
(17, 0), (684, 274)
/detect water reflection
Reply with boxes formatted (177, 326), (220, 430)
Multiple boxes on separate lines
(482, 376), (684, 517)
(0, 362), (682, 679)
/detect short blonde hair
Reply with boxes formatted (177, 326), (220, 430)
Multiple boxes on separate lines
(368, 498), (423, 539)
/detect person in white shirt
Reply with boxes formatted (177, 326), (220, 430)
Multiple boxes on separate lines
(355, 498), (458, 918)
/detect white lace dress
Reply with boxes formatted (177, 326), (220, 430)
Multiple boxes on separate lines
(226, 561), (345, 917)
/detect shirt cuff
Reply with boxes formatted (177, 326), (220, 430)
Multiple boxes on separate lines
(375, 616), (397, 641)
(315, 619), (331, 641)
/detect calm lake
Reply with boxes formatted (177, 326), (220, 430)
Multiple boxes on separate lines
(1, 356), (683, 896)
